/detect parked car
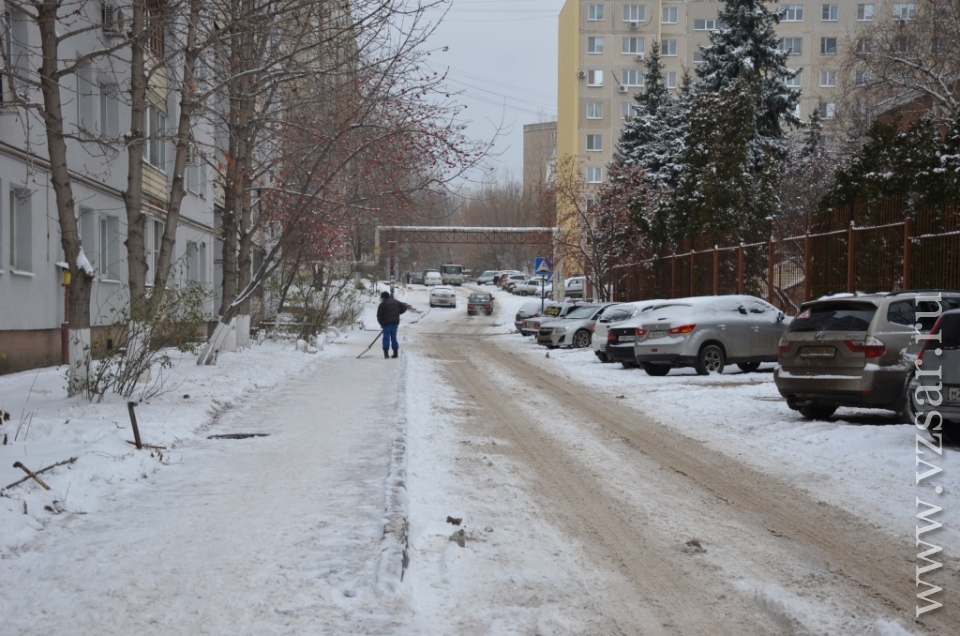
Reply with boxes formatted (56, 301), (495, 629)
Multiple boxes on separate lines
(514, 278), (553, 297)
(476, 270), (497, 285)
(537, 303), (619, 349)
(423, 270), (442, 286)
(520, 301), (577, 336)
(515, 300), (547, 332)
(429, 285), (457, 308)
(911, 308), (960, 442)
(633, 295), (788, 376)
(775, 290), (960, 420)
(493, 270), (523, 287)
(409, 272), (424, 284)
(593, 300), (662, 363)
(467, 292), (494, 315)
(563, 276), (585, 299)
(502, 274), (528, 292)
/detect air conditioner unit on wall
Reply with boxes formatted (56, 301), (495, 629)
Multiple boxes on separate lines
(630, 21), (639, 28)
(578, 70), (586, 78)
(102, 2), (125, 37)
(618, 85), (628, 93)
(636, 54), (644, 62)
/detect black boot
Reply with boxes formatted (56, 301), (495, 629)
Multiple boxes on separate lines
(392, 349), (399, 358)
(383, 349), (390, 359)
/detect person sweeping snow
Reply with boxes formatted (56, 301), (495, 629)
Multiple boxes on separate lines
(376, 291), (407, 358)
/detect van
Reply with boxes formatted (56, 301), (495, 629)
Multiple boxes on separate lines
(441, 264), (464, 286)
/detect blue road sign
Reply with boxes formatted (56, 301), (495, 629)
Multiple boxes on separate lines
(534, 257), (553, 281)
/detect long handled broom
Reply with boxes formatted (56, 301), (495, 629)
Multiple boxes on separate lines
(357, 330), (384, 358)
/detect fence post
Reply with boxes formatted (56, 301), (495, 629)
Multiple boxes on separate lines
(903, 217), (913, 291)
(713, 246), (719, 295)
(670, 255), (676, 298)
(768, 236), (776, 304)
(803, 232), (812, 302)
(847, 221), (856, 293)
(737, 243), (745, 294)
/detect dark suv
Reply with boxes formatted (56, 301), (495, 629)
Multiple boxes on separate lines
(774, 291), (960, 420)
(910, 309), (960, 443)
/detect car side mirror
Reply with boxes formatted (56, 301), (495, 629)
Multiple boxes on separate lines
(777, 311), (785, 322)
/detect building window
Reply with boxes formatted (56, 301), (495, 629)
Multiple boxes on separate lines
(621, 69), (644, 86)
(794, 103), (802, 119)
(586, 101), (603, 119)
(780, 37), (802, 55)
(817, 102), (836, 119)
(622, 37), (644, 55)
(662, 71), (677, 88)
(893, 3), (917, 19)
(623, 4), (646, 22)
(586, 134), (602, 151)
(782, 4), (804, 21)
(586, 166), (602, 183)
(694, 18), (718, 30)
(145, 104), (166, 168)
(893, 35), (917, 53)
(933, 4), (950, 20)
(856, 37), (872, 54)
(587, 37), (604, 54)
(693, 50), (704, 63)
(662, 6), (678, 23)
(587, 69), (604, 86)
(8, 188), (32, 272)
(821, 4), (838, 20)
(662, 39), (677, 56)
(588, 4), (605, 21)
(99, 82), (120, 138)
(621, 102), (637, 119)
(99, 215), (120, 280)
(819, 69), (836, 86)
(820, 37), (837, 55)
(144, 217), (164, 284)
(855, 69), (872, 85)
(857, 3), (874, 20)
(785, 68), (802, 87)
(186, 149), (206, 195)
(186, 241), (200, 283)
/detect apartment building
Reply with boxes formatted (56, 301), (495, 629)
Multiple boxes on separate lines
(558, 0), (877, 185)
(523, 121), (558, 194)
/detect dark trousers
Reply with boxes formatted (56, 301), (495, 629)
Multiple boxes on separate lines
(382, 324), (399, 351)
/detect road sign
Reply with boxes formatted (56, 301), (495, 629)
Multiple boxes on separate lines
(534, 257), (553, 281)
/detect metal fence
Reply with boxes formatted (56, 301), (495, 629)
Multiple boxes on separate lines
(607, 201), (960, 315)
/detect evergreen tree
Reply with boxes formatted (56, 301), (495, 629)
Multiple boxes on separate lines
(614, 42), (671, 171)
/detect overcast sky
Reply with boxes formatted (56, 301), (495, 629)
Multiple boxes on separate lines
(421, 0), (567, 182)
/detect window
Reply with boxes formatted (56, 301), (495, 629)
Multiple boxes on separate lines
(694, 18), (718, 30)
(693, 50), (704, 63)
(77, 64), (96, 133)
(147, 0), (165, 57)
(662, 39), (677, 56)
(855, 69), (872, 85)
(587, 37), (604, 54)
(821, 4), (838, 20)
(662, 71), (677, 88)
(782, 4), (804, 21)
(819, 69), (836, 86)
(8, 188), (32, 272)
(186, 149), (206, 195)
(933, 4), (950, 20)
(186, 241), (200, 283)
(623, 4), (646, 22)
(935, 37), (949, 55)
(820, 37), (837, 55)
(893, 3), (917, 19)
(621, 102), (637, 119)
(786, 68), (802, 87)
(98, 215), (120, 280)
(587, 69), (604, 86)
(817, 102), (836, 119)
(586, 101), (603, 119)
(144, 217), (164, 284)
(780, 37), (802, 55)
(588, 4), (605, 20)
(145, 104), (166, 168)
(586, 134), (602, 151)
(857, 3), (874, 20)
(99, 82), (119, 138)
(894, 35), (917, 53)
(856, 37), (872, 54)
(794, 103), (801, 119)
(622, 37), (644, 55)
(662, 6), (678, 23)
(586, 166), (602, 183)
(621, 69), (644, 86)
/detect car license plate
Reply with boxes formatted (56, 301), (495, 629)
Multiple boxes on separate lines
(618, 335), (636, 342)
(800, 346), (835, 358)
(948, 386), (960, 403)
(648, 331), (667, 339)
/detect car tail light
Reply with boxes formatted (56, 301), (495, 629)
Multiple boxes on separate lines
(635, 328), (648, 336)
(844, 337), (886, 358)
(485, 305), (491, 309)
(778, 341), (794, 357)
(668, 324), (696, 334)
(607, 332), (618, 343)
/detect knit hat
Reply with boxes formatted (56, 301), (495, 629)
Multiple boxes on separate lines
(381, 291), (390, 299)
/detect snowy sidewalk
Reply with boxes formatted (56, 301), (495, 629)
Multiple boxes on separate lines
(0, 348), (410, 635)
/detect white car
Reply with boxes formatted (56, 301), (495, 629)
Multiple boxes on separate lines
(429, 285), (457, 308)
(514, 278), (553, 297)
(423, 271), (442, 286)
(563, 276), (585, 299)
(592, 300), (663, 362)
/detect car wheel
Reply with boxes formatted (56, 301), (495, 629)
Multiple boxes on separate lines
(597, 352), (609, 363)
(621, 360), (638, 369)
(572, 330), (591, 348)
(695, 344), (725, 375)
(900, 372), (919, 424)
(797, 403), (838, 420)
(642, 363), (670, 376)
(737, 362), (761, 373)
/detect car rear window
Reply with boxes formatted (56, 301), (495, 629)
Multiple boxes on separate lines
(788, 302), (877, 332)
(566, 306), (600, 319)
(930, 314), (960, 349)
(888, 299), (960, 331)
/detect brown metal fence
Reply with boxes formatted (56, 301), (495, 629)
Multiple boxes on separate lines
(608, 201), (960, 315)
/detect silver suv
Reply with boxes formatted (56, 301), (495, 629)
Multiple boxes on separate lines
(775, 291), (960, 420)
(537, 303), (619, 349)
(911, 308), (960, 443)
